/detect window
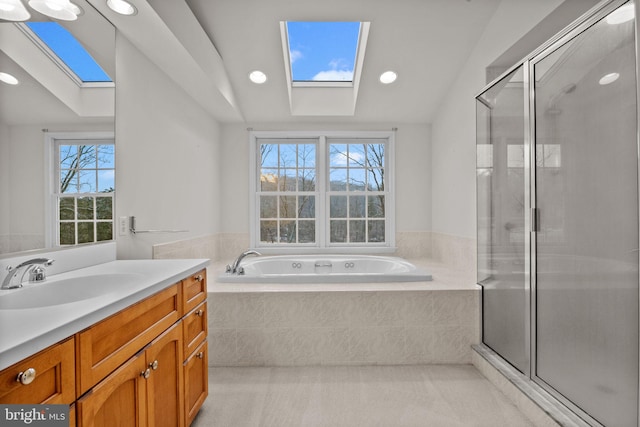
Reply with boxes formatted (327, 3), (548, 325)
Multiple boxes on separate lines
(49, 134), (115, 246)
(286, 21), (361, 83)
(250, 131), (394, 251)
(24, 22), (112, 84)
(327, 139), (387, 244)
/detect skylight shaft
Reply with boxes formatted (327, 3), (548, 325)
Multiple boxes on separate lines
(26, 22), (112, 83)
(286, 21), (361, 83)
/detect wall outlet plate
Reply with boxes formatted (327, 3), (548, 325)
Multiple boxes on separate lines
(118, 216), (129, 236)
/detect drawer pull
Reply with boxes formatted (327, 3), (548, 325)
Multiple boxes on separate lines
(16, 368), (36, 385)
(195, 309), (204, 317)
(149, 360), (159, 370)
(141, 368), (151, 379)
(196, 352), (204, 359)
(194, 274), (204, 282)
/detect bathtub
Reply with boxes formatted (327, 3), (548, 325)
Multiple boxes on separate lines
(217, 254), (432, 283)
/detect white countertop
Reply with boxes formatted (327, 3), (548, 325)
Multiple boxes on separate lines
(0, 258), (209, 370)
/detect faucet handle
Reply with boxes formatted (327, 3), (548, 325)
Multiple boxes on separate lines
(30, 266), (47, 282)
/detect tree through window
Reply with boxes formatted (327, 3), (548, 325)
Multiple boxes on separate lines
(251, 132), (394, 250)
(56, 140), (115, 245)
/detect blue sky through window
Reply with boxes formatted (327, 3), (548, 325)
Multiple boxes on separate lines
(26, 22), (111, 83)
(286, 22), (360, 82)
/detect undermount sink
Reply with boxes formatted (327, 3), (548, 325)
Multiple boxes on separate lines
(0, 273), (143, 310)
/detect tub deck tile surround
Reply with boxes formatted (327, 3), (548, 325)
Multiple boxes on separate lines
(150, 232), (479, 366)
(207, 261), (479, 367)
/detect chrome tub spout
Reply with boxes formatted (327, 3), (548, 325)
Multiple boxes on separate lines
(226, 250), (261, 274)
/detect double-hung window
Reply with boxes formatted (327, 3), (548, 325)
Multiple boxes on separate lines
(250, 131), (394, 251)
(49, 133), (115, 246)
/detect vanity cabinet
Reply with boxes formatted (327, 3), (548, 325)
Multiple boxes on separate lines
(76, 348), (148, 426)
(0, 267), (208, 427)
(77, 322), (184, 427)
(76, 284), (182, 396)
(184, 339), (208, 426)
(0, 337), (75, 405)
(182, 272), (208, 427)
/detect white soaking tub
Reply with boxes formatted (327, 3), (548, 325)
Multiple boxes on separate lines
(217, 254), (432, 283)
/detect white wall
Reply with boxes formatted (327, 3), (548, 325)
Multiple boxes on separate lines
(115, 34), (221, 259)
(0, 123), (7, 238)
(430, 0), (565, 239)
(219, 122), (431, 235)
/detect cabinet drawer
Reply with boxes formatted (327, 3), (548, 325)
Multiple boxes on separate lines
(184, 340), (208, 427)
(183, 302), (207, 357)
(182, 270), (206, 314)
(76, 284), (182, 396)
(0, 338), (75, 404)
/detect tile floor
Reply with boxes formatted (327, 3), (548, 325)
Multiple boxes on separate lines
(191, 365), (535, 427)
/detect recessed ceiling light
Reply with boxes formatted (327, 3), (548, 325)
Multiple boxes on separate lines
(0, 0), (30, 21)
(28, 0), (78, 20)
(106, 0), (137, 15)
(599, 72), (620, 85)
(606, 4), (634, 25)
(379, 71), (397, 84)
(0, 72), (19, 85)
(69, 1), (83, 16)
(249, 70), (267, 84)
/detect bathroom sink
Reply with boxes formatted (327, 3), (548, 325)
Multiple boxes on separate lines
(0, 273), (143, 310)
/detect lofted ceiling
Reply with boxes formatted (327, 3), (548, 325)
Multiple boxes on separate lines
(183, 0), (503, 124)
(3, 0), (583, 127)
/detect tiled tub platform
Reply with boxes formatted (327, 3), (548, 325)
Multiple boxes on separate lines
(207, 261), (480, 366)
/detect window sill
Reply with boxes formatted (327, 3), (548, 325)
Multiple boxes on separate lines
(251, 246), (398, 255)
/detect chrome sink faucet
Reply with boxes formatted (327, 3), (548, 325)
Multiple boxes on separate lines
(226, 250), (261, 274)
(1, 258), (55, 290)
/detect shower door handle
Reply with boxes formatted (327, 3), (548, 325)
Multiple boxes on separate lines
(530, 208), (539, 232)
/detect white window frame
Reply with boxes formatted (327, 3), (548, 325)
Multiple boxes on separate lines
(249, 130), (395, 254)
(44, 131), (115, 248)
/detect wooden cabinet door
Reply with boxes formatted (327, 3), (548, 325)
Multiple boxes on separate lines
(0, 338), (75, 405)
(146, 322), (184, 427)
(77, 352), (147, 427)
(184, 341), (208, 427)
(76, 284), (181, 396)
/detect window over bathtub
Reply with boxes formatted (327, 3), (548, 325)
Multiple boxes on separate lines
(249, 131), (395, 252)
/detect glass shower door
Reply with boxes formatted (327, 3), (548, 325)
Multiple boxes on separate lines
(533, 2), (638, 425)
(477, 65), (528, 373)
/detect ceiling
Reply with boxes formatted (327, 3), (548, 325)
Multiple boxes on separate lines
(2, 0), (584, 127)
(183, 0), (502, 124)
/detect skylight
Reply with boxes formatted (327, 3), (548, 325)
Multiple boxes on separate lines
(286, 21), (361, 83)
(26, 22), (112, 83)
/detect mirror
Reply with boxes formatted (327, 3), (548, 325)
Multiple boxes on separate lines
(0, 0), (115, 256)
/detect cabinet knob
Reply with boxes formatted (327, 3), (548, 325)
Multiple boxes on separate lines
(194, 274), (204, 282)
(16, 368), (36, 385)
(196, 352), (204, 359)
(149, 360), (159, 370)
(141, 368), (151, 379)
(195, 309), (204, 317)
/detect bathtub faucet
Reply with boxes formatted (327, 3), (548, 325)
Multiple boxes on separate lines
(226, 250), (261, 274)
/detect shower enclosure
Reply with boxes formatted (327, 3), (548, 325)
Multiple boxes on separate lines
(476, 1), (639, 426)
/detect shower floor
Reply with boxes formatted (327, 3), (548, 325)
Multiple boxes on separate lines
(191, 364), (534, 427)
